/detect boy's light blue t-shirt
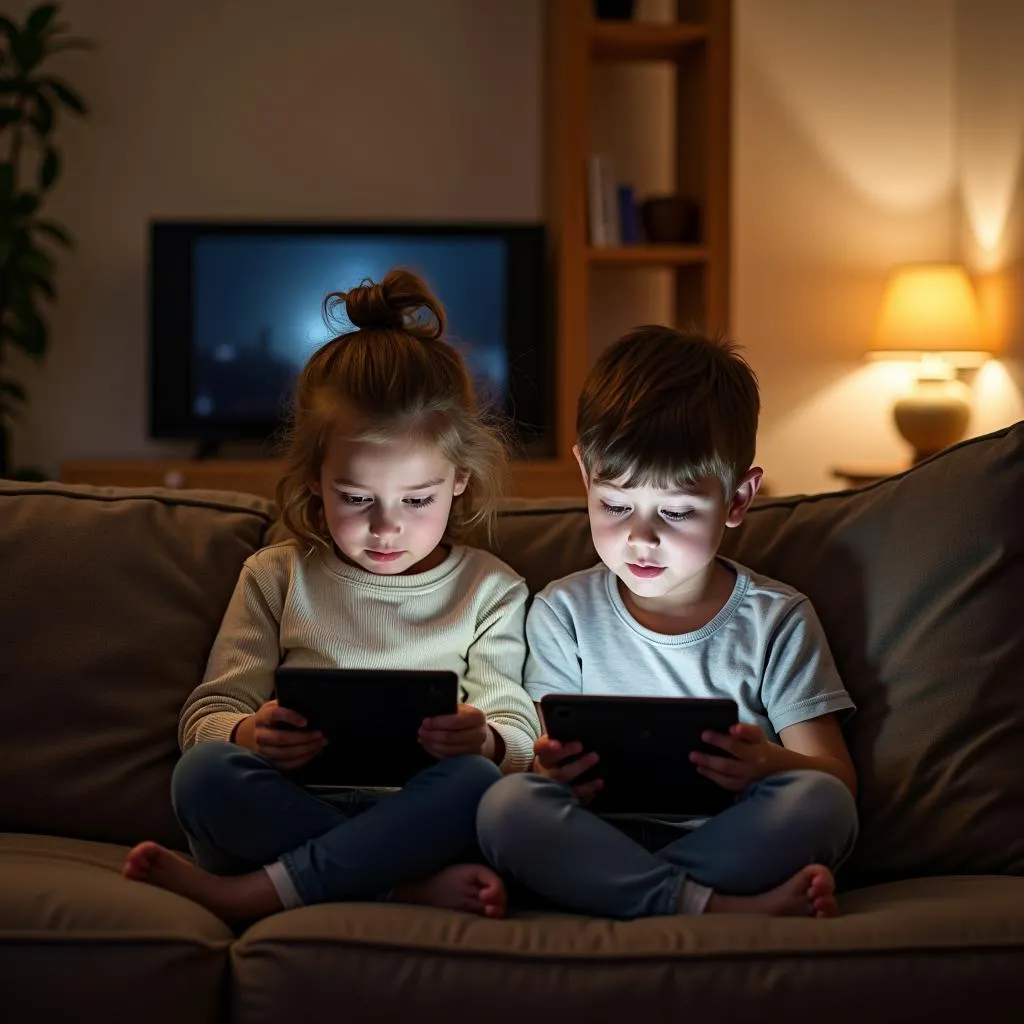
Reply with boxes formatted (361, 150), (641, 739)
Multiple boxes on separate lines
(525, 559), (855, 742)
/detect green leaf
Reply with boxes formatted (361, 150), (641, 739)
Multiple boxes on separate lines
(9, 327), (47, 361)
(33, 218), (74, 247)
(7, 306), (47, 359)
(29, 92), (53, 134)
(0, 378), (27, 404)
(27, 273), (56, 301)
(19, 244), (55, 277)
(42, 76), (87, 115)
(0, 106), (21, 127)
(0, 78), (23, 94)
(13, 192), (39, 216)
(0, 16), (17, 40)
(39, 146), (59, 189)
(11, 33), (43, 74)
(0, 399), (24, 425)
(0, 161), (14, 199)
(6, 271), (37, 312)
(26, 5), (59, 37)
(0, 223), (29, 267)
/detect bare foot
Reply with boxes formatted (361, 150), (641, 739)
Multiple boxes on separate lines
(123, 841), (283, 921)
(393, 863), (507, 918)
(705, 864), (838, 918)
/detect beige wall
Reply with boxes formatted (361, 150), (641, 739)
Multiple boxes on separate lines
(735, 0), (958, 494)
(736, 0), (1024, 494)
(957, 0), (1024, 275)
(10, 0), (542, 471)
(956, 0), (1024, 422)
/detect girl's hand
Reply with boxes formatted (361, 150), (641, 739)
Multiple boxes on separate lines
(418, 703), (492, 759)
(689, 722), (783, 791)
(533, 735), (603, 805)
(235, 700), (327, 772)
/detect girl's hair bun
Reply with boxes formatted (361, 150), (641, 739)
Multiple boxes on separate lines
(331, 268), (446, 341)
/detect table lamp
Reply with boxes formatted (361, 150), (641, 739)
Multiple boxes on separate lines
(870, 264), (990, 462)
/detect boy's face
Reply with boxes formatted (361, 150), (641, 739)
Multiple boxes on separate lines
(574, 447), (761, 610)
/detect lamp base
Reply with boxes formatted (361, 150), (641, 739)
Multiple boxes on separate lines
(892, 378), (971, 463)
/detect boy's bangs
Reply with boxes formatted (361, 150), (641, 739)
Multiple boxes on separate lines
(591, 441), (726, 493)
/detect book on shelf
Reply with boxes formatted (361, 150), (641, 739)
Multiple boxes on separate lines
(616, 184), (641, 244)
(586, 153), (621, 248)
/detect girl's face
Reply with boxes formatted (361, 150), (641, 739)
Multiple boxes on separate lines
(311, 430), (467, 576)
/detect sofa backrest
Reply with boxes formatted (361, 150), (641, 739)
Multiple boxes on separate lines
(2, 424), (1022, 884)
(0, 485), (274, 849)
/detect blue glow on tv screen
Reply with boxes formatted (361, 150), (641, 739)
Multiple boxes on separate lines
(192, 235), (508, 422)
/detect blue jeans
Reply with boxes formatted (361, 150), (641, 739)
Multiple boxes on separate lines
(171, 741), (501, 905)
(476, 770), (858, 918)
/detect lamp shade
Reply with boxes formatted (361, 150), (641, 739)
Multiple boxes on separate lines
(871, 264), (987, 363)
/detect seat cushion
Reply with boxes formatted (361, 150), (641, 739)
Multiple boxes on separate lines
(230, 876), (1024, 1024)
(0, 484), (275, 849)
(483, 425), (1024, 884)
(0, 832), (231, 1024)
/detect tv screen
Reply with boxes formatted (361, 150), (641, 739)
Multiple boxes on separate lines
(149, 222), (549, 453)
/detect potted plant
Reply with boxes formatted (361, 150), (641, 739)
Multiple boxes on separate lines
(0, 3), (90, 479)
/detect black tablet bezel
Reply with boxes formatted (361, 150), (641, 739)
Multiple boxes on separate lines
(540, 694), (739, 816)
(274, 667), (460, 788)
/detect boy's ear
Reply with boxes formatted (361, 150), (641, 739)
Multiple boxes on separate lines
(572, 445), (591, 493)
(725, 467), (763, 528)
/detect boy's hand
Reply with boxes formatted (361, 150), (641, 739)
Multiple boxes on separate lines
(235, 700), (327, 772)
(689, 722), (784, 791)
(418, 703), (492, 759)
(533, 735), (603, 804)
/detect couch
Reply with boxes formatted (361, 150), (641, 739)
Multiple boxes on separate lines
(3, 424), (1023, 1024)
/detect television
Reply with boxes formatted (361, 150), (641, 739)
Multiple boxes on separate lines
(149, 221), (550, 455)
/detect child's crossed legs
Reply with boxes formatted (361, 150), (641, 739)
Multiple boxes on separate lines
(124, 740), (506, 920)
(477, 768), (858, 918)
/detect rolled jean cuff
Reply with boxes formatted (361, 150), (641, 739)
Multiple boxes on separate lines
(677, 878), (713, 915)
(264, 859), (304, 910)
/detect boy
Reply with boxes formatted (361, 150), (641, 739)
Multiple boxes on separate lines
(477, 326), (858, 919)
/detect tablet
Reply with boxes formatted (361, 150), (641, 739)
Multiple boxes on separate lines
(274, 667), (459, 789)
(540, 694), (739, 817)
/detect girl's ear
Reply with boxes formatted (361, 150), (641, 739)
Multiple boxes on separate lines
(453, 470), (469, 497)
(309, 479), (322, 496)
(572, 445), (591, 493)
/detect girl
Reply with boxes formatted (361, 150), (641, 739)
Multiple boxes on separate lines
(123, 269), (539, 921)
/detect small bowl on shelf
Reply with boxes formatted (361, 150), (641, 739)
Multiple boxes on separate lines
(594, 0), (635, 19)
(640, 195), (701, 244)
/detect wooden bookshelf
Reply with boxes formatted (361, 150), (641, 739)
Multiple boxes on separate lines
(589, 20), (709, 60)
(587, 244), (709, 265)
(544, 0), (732, 478)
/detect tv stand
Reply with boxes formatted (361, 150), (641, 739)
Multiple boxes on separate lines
(192, 440), (222, 460)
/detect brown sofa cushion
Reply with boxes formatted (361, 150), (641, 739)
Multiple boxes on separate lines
(0, 484), (274, 849)
(486, 425), (1024, 883)
(230, 877), (1024, 1024)
(1, 832), (231, 1024)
